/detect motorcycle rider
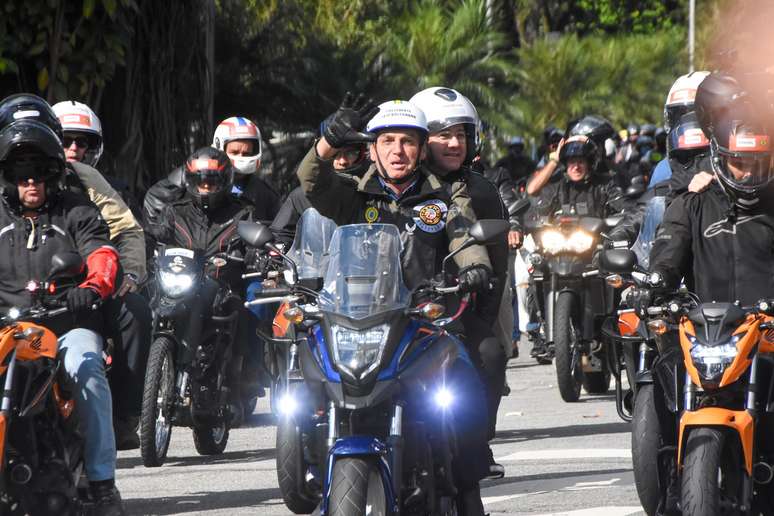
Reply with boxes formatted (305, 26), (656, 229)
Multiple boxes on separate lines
(636, 77), (774, 515)
(50, 99), (152, 450)
(0, 94), (150, 450)
(296, 93), (494, 514)
(0, 119), (125, 515)
(495, 136), (536, 183)
(410, 86), (511, 478)
(270, 115), (370, 245)
(146, 147), (262, 423)
(143, 116), (280, 230)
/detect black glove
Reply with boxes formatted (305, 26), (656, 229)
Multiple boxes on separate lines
(458, 265), (492, 294)
(625, 287), (652, 318)
(67, 287), (100, 314)
(323, 92), (380, 148)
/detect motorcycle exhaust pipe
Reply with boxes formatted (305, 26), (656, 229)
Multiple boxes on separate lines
(753, 462), (774, 485)
(10, 463), (32, 484)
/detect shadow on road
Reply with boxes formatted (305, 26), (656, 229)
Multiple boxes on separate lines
(118, 447), (276, 470)
(124, 487), (283, 515)
(492, 421), (630, 444)
(482, 466), (633, 489)
(243, 412), (278, 428)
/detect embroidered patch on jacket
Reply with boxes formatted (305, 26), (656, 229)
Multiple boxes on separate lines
(412, 199), (448, 233)
(364, 206), (379, 223)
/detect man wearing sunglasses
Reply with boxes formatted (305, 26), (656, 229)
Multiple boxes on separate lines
(0, 119), (125, 515)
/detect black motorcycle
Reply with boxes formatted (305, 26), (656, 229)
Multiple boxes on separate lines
(530, 213), (620, 402)
(140, 247), (245, 467)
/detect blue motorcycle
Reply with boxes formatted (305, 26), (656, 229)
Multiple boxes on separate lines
(239, 218), (508, 515)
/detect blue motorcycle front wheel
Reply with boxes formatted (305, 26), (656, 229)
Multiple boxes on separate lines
(329, 457), (387, 516)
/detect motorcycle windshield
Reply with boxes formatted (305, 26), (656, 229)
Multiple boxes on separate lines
(631, 195), (665, 269)
(287, 208), (338, 279)
(319, 224), (410, 319)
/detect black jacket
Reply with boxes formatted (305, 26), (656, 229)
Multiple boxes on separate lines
(143, 168), (281, 229)
(147, 195), (256, 288)
(527, 174), (624, 225)
(666, 153), (711, 206)
(0, 191), (115, 333)
(650, 186), (774, 304)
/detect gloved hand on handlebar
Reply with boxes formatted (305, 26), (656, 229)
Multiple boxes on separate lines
(67, 286), (100, 315)
(323, 92), (380, 148)
(458, 264), (493, 294)
(625, 287), (652, 318)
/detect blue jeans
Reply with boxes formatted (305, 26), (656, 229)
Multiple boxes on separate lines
(58, 328), (116, 481)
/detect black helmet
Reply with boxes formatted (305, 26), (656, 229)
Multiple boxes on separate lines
(567, 115), (616, 147)
(559, 135), (599, 178)
(710, 107), (772, 209)
(0, 119), (66, 205)
(543, 125), (563, 146)
(694, 72), (745, 139)
(184, 147), (234, 211)
(640, 123), (657, 138)
(0, 93), (63, 140)
(319, 113), (370, 177)
(667, 111), (709, 162)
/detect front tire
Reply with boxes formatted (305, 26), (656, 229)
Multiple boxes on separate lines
(328, 457), (387, 516)
(193, 420), (230, 455)
(140, 336), (175, 467)
(553, 292), (582, 402)
(631, 384), (661, 516)
(276, 417), (318, 513)
(681, 427), (744, 516)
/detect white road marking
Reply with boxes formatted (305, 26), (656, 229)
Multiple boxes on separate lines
(525, 507), (642, 516)
(497, 448), (631, 461)
(483, 492), (546, 505)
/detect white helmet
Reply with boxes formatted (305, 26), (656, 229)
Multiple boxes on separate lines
(664, 71), (710, 130)
(410, 87), (480, 162)
(52, 100), (103, 166)
(212, 116), (262, 175)
(366, 100), (428, 137)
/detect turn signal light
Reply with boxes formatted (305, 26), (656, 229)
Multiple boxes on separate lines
(282, 306), (304, 324)
(647, 319), (668, 335)
(421, 303), (445, 320)
(605, 274), (623, 289)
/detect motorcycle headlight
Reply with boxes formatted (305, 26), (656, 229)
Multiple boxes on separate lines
(540, 230), (565, 255)
(330, 324), (389, 380)
(689, 335), (739, 383)
(567, 230), (594, 253)
(159, 270), (195, 298)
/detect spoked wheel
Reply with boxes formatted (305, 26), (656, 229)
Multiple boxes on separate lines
(553, 292), (583, 402)
(681, 427), (745, 516)
(140, 336), (175, 467)
(193, 419), (230, 455)
(328, 457), (387, 516)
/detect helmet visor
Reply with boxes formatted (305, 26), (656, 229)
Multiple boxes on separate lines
(426, 116), (476, 134)
(186, 169), (228, 194)
(2, 152), (60, 184)
(715, 152), (773, 190)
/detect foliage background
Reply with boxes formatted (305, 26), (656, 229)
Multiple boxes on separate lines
(0, 0), (734, 194)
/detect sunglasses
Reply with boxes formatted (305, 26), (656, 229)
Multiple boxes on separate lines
(63, 136), (89, 149)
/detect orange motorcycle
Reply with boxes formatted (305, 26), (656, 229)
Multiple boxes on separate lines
(645, 295), (774, 515)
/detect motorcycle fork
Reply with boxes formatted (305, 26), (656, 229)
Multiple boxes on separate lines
(0, 349), (17, 467)
(388, 403), (404, 511)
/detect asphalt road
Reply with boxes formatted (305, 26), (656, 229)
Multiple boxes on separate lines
(116, 350), (646, 515)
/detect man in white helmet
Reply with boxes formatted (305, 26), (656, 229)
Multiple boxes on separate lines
(143, 116), (280, 229)
(410, 86), (512, 479)
(52, 99), (152, 451)
(297, 92), (494, 514)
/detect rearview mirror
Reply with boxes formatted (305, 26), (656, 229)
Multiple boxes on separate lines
(600, 249), (637, 273)
(238, 221), (274, 249)
(48, 252), (85, 280)
(469, 219), (511, 245)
